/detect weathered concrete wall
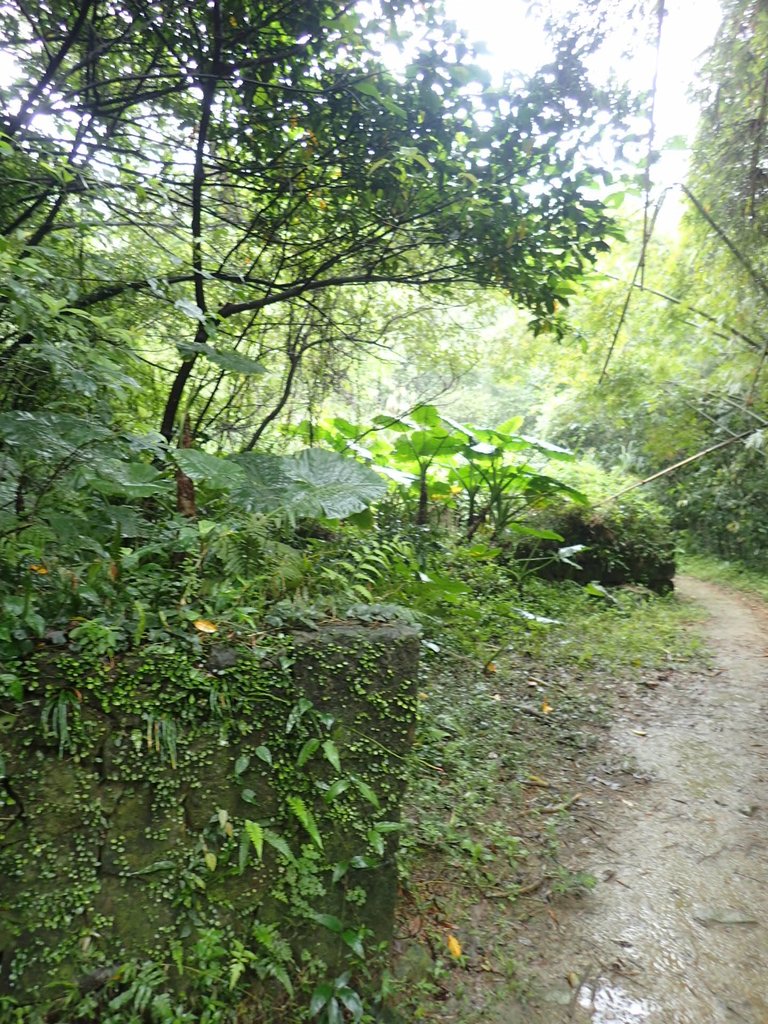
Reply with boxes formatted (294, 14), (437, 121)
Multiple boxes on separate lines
(0, 624), (419, 1014)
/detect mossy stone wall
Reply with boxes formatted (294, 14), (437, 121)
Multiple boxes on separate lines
(0, 624), (419, 1016)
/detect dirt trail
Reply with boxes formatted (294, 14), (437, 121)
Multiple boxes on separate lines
(517, 575), (768, 1023)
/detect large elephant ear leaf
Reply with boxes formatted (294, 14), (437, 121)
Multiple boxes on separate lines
(173, 449), (245, 490)
(231, 453), (303, 513)
(90, 459), (169, 498)
(232, 449), (387, 518)
(284, 449), (388, 519)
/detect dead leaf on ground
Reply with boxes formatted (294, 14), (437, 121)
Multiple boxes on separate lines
(193, 618), (218, 633)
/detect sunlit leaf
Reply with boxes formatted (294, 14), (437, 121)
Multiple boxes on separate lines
(287, 796), (323, 849)
(245, 820), (264, 860)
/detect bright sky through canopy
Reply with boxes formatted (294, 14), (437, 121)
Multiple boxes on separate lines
(443, 0), (723, 192)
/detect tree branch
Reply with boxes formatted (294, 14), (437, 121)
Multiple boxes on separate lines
(159, 0), (222, 441)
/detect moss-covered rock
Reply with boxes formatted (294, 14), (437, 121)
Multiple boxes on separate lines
(0, 624), (419, 1019)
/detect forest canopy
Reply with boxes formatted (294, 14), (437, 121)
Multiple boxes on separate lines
(0, 0), (626, 448)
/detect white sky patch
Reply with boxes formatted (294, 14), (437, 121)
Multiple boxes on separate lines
(443, 0), (723, 194)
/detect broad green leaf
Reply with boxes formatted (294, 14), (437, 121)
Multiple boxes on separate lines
(285, 448), (387, 519)
(1, 674), (23, 702)
(519, 435), (575, 461)
(232, 452), (302, 513)
(372, 821), (403, 834)
(367, 829), (384, 856)
(91, 460), (168, 498)
(338, 986), (364, 1016)
(0, 411), (111, 462)
(285, 698), (313, 734)
(309, 912), (343, 933)
(584, 582), (618, 603)
(177, 341), (265, 375)
(322, 739), (341, 772)
(506, 523), (565, 541)
(496, 417), (524, 434)
(351, 776), (380, 809)
(174, 449), (245, 489)
(409, 404), (442, 427)
(392, 430), (465, 463)
(342, 929), (365, 957)
(310, 983), (333, 1015)
(323, 778), (351, 803)
(235, 449), (386, 519)
(174, 297), (205, 321)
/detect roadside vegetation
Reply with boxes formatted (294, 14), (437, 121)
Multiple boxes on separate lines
(1, 0), (767, 1020)
(393, 576), (704, 1021)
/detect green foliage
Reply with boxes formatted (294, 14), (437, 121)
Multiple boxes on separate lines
(668, 420), (768, 568)
(1, 628), (416, 1022)
(515, 460), (677, 590)
(0, 5), (673, 1018)
(293, 405), (585, 541)
(0, 0), (624, 453)
(0, 414), (394, 659)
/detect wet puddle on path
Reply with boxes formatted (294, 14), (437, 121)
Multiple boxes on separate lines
(578, 980), (655, 1023)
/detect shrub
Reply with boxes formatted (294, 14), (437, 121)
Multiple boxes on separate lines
(514, 460), (677, 591)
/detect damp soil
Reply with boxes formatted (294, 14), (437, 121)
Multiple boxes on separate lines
(397, 575), (768, 1023)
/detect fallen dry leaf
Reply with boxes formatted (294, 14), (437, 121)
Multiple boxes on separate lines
(193, 619), (218, 633)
